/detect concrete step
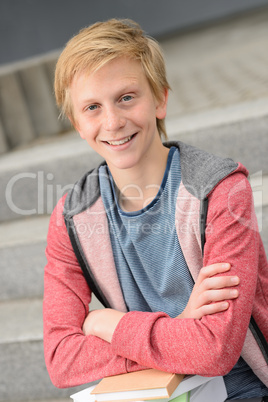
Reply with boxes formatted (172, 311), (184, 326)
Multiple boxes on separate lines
(0, 132), (103, 222)
(0, 118), (8, 153)
(2, 400), (69, 402)
(0, 95), (267, 223)
(0, 215), (49, 301)
(2, 400), (70, 402)
(3, 400), (70, 402)
(0, 297), (102, 401)
(0, 298), (83, 401)
(162, 5), (268, 176)
(0, 52), (71, 154)
(162, 6), (268, 118)
(0, 73), (36, 149)
(166, 97), (268, 177)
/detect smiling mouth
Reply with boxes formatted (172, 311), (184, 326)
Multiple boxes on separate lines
(106, 134), (135, 146)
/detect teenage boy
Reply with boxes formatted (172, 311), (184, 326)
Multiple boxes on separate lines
(43, 19), (268, 401)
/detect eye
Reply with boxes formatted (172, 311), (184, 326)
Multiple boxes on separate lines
(121, 95), (133, 102)
(87, 104), (99, 111)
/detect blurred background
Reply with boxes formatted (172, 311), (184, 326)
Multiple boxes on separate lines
(0, 1), (268, 401)
(1, 0), (268, 64)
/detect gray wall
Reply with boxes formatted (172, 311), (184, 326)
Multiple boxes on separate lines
(1, 0), (268, 65)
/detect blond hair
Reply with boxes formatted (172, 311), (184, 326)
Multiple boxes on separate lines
(54, 19), (170, 139)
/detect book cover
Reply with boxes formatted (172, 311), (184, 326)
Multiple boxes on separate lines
(90, 369), (184, 402)
(169, 391), (190, 402)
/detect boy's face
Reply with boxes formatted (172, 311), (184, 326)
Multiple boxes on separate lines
(69, 57), (168, 175)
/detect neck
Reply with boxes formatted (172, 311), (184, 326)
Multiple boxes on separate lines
(109, 142), (170, 212)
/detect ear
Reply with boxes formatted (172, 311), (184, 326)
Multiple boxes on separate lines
(156, 88), (168, 120)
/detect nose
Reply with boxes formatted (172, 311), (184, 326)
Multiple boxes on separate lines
(103, 106), (126, 132)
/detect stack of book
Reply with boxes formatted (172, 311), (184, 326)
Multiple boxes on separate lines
(70, 368), (227, 402)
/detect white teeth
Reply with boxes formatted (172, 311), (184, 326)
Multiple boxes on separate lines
(107, 135), (133, 146)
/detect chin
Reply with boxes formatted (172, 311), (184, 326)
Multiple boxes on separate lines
(108, 156), (140, 172)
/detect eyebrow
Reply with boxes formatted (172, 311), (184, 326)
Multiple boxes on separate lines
(79, 80), (140, 106)
(113, 79), (140, 96)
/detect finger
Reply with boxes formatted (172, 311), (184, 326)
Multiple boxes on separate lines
(197, 263), (231, 283)
(198, 288), (239, 305)
(202, 275), (240, 291)
(197, 301), (230, 319)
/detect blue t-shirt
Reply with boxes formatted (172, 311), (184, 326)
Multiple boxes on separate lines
(100, 147), (193, 316)
(99, 146), (268, 400)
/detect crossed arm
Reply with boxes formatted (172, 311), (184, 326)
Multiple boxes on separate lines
(44, 172), (258, 387)
(83, 262), (240, 343)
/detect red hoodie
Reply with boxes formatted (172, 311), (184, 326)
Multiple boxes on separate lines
(43, 142), (268, 388)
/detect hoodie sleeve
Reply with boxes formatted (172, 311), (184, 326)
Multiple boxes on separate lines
(43, 196), (147, 388)
(110, 172), (261, 376)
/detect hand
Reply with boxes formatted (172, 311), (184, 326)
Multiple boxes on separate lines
(178, 263), (239, 320)
(83, 308), (125, 343)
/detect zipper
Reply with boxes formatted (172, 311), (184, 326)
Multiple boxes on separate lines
(200, 197), (208, 256)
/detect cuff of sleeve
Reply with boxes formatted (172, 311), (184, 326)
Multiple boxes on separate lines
(111, 311), (168, 364)
(126, 359), (149, 373)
